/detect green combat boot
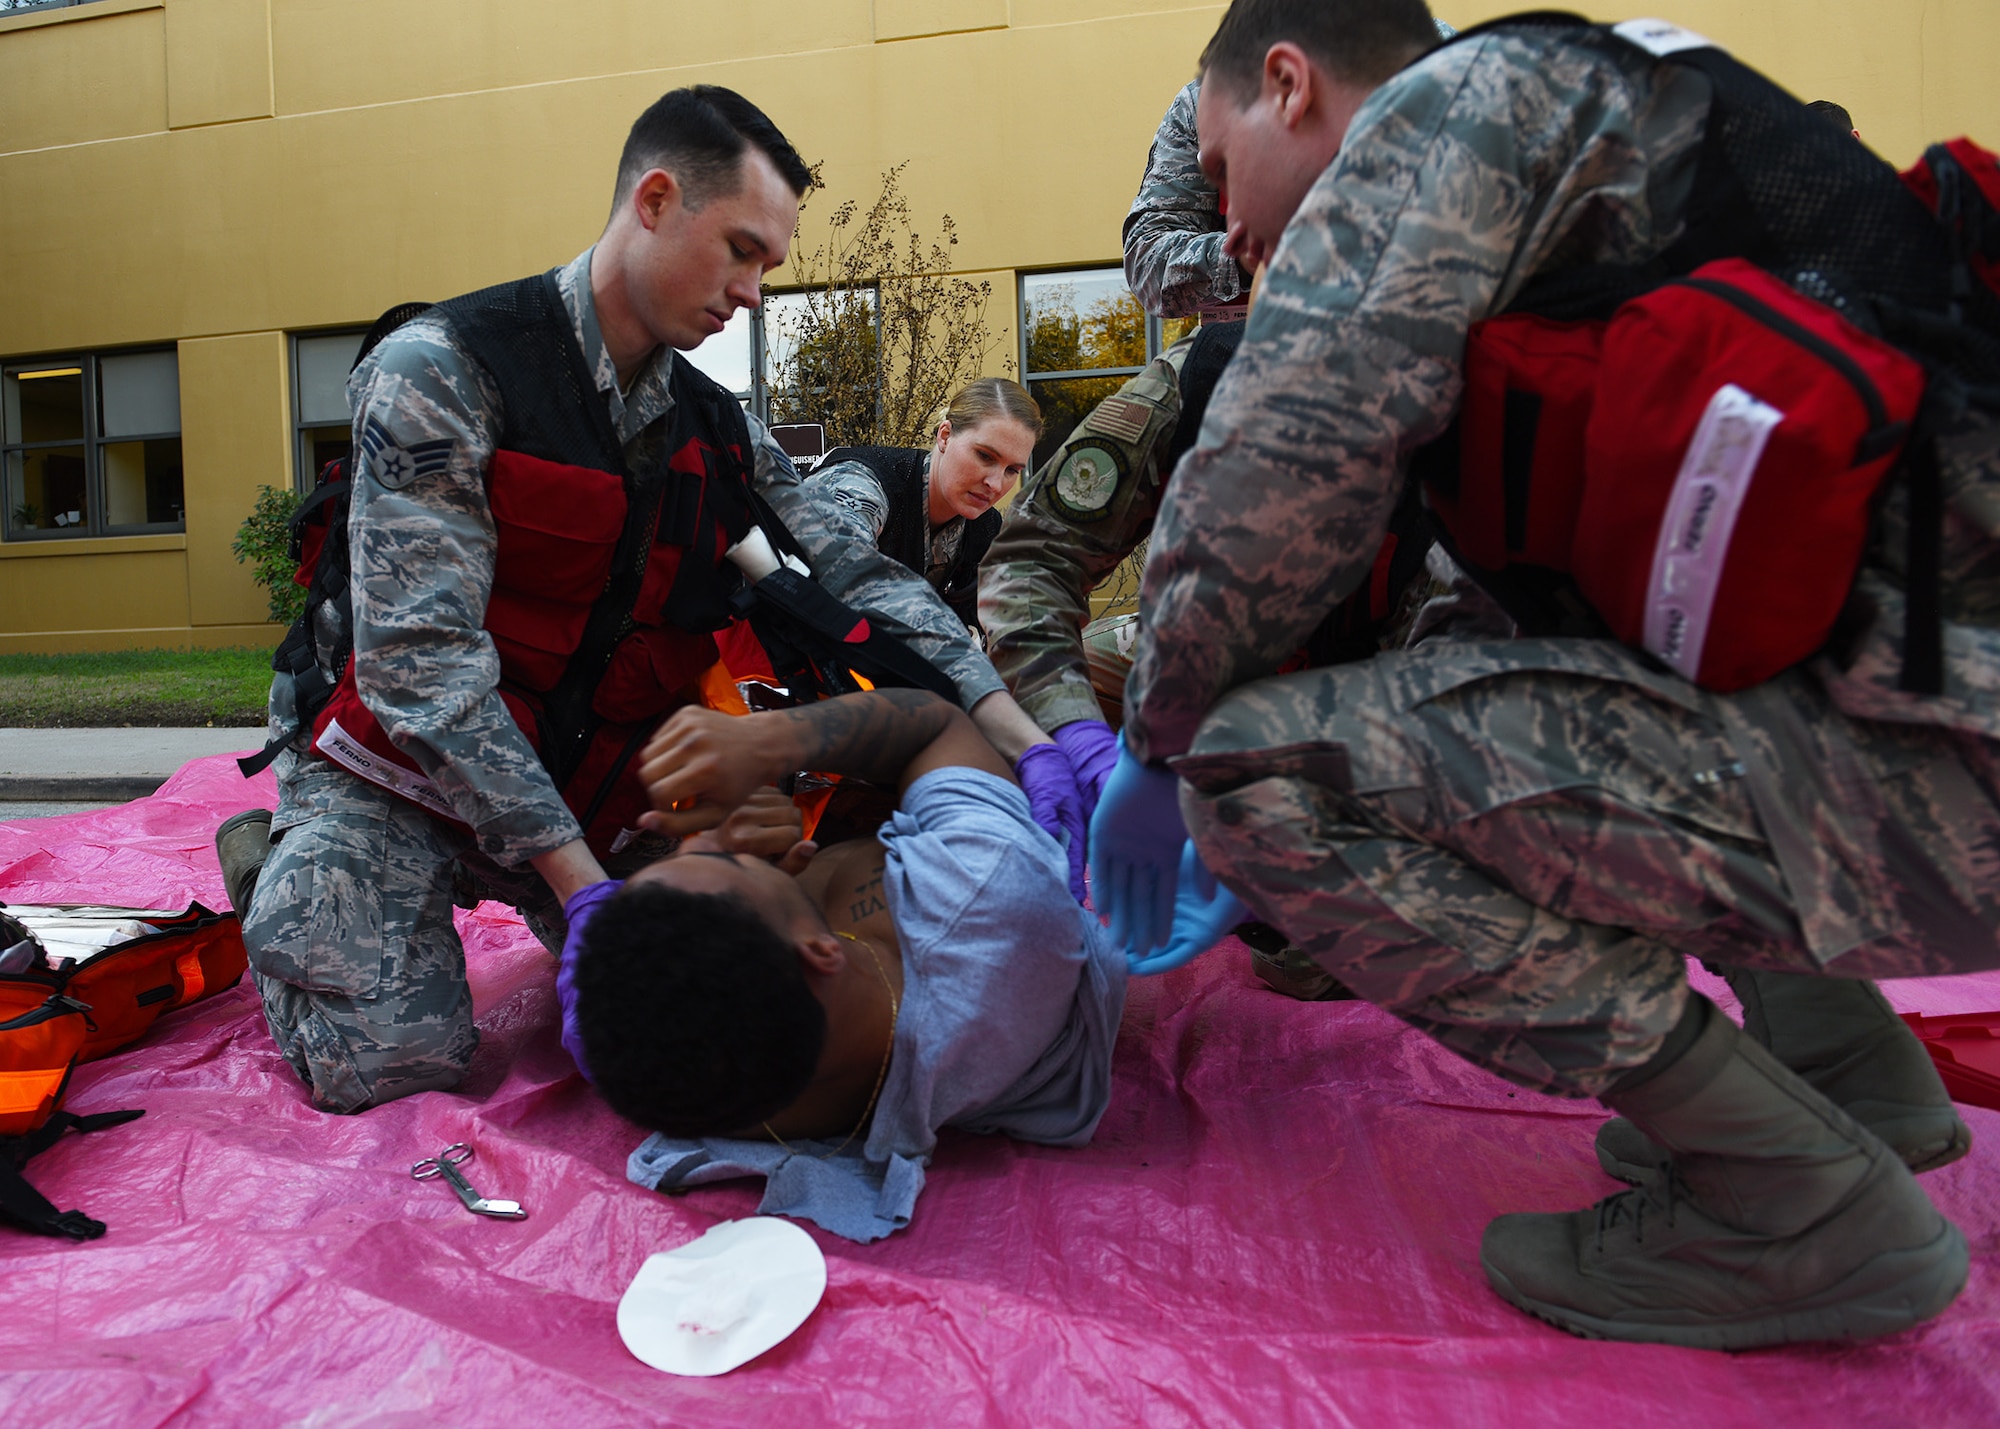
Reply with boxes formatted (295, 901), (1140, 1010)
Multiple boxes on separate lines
(215, 809), (274, 915)
(1484, 996), (1967, 1349)
(1597, 968), (1969, 1182)
(1236, 922), (1358, 1002)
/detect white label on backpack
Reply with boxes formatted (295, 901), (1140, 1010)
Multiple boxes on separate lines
(315, 717), (459, 821)
(1613, 19), (1719, 57)
(1643, 384), (1785, 682)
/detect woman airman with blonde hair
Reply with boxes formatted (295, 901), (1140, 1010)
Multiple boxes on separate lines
(806, 378), (1042, 632)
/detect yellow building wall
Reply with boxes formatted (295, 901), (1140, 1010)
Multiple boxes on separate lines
(0, 0), (1994, 650)
(1443, 3), (2000, 168)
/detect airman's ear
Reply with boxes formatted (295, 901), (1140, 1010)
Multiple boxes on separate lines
(633, 168), (681, 230)
(1262, 41), (1317, 129)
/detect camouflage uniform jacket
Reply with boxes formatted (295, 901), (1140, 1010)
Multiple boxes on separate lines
(811, 453), (969, 591)
(1123, 26), (2000, 765)
(1121, 23), (1455, 318)
(980, 340), (1197, 731)
(288, 247), (998, 867)
(1122, 81), (1246, 318)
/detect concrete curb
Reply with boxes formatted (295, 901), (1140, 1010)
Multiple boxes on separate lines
(0, 775), (166, 801)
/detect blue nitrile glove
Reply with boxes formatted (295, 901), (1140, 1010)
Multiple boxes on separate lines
(1128, 839), (1249, 976)
(1087, 733), (1188, 962)
(1053, 718), (1120, 817)
(556, 879), (623, 1082)
(1016, 742), (1089, 903)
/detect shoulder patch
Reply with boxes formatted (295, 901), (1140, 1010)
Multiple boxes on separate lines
(359, 415), (457, 491)
(1050, 444), (1127, 521)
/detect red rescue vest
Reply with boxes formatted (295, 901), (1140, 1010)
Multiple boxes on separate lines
(313, 438), (739, 857)
(245, 275), (959, 840)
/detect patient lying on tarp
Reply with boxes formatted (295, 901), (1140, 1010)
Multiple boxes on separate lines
(556, 689), (1125, 1242)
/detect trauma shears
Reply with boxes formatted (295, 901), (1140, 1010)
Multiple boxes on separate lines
(411, 1142), (528, 1220)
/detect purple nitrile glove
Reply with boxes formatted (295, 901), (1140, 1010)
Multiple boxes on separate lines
(1014, 742), (1090, 903)
(1053, 718), (1120, 818)
(556, 879), (623, 1082)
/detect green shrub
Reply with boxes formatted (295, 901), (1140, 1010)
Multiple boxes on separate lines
(232, 485), (306, 625)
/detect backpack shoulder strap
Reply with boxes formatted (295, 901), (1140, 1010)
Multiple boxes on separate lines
(0, 1109), (143, 1241)
(1163, 320), (1246, 472)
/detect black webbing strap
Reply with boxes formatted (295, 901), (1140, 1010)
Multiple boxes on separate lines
(1162, 321), (1245, 473)
(1898, 424), (1947, 694)
(739, 568), (960, 703)
(237, 737), (288, 779)
(238, 632), (331, 777)
(285, 475), (345, 537)
(1500, 389), (1543, 553)
(0, 1108), (144, 1241)
(0, 1159), (102, 1241)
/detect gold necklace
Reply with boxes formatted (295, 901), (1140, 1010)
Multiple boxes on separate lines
(764, 930), (900, 1159)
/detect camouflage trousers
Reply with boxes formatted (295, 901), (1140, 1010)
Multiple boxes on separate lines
(242, 755), (566, 1113)
(1082, 611), (1142, 727)
(1174, 638), (2000, 1098)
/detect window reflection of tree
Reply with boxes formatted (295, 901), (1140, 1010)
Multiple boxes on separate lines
(768, 288), (880, 445)
(1025, 284), (1149, 469)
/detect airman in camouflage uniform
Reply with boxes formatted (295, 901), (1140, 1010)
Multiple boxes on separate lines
(981, 332), (1356, 998)
(983, 345), (1193, 735)
(810, 457), (971, 598)
(1121, 19), (1453, 317)
(1108, 3), (1999, 1345)
(1123, 81), (1248, 318)
(244, 100), (1021, 1114)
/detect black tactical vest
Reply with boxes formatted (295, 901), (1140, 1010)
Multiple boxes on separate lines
(815, 444), (999, 630)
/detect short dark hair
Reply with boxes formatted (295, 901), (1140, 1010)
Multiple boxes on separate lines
(573, 882), (826, 1136)
(1805, 100), (1856, 134)
(612, 85), (814, 216)
(1200, 0), (1440, 98)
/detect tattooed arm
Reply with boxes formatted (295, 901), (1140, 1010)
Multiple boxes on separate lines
(636, 691), (1016, 837)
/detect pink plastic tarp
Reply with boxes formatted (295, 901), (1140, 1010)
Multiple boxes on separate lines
(3, 752), (1998, 1426)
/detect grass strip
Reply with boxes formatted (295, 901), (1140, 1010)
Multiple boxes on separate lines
(0, 646), (273, 727)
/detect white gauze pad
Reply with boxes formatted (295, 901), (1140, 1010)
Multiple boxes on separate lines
(616, 1218), (828, 1376)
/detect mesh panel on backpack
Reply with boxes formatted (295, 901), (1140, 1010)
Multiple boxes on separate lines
(1469, 18), (1958, 338)
(1411, 15), (1999, 694)
(1674, 50), (1951, 314)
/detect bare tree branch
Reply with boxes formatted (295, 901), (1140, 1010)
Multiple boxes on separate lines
(771, 165), (1007, 448)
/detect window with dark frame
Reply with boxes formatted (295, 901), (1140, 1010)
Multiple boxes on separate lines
(293, 330), (366, 491)
(1019, 268), (1196, 470)
(2, 350), (185, 541)
(681, 291), (877, 423)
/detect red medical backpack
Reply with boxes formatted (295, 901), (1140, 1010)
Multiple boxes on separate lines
(1431, 259), (1927, 691)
